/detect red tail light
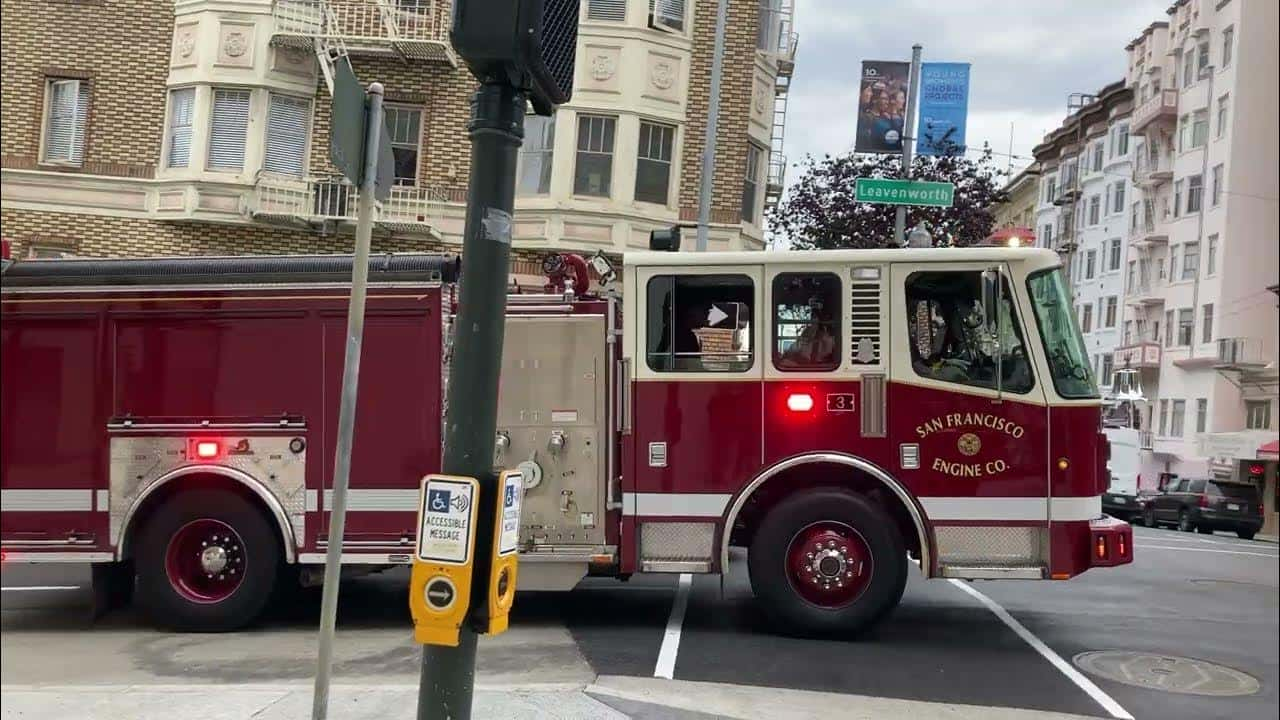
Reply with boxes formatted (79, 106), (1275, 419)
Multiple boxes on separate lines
(1095, 535), (1108, 560)
(1198, 494), (1209, 508)
(1118, 533), (1127, 558)
(786, 393), (814, 413)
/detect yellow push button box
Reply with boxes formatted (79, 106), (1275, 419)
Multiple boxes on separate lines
(482, 469), (524, 634)
(409, 474), (479, 647)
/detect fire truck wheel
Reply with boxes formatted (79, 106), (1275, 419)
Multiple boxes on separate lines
(748, 489), (907, 637)
(135, 489), (280, 631)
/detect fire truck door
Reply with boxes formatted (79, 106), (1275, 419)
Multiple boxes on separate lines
(888, 262), (1051, 532)
(629, 265), (763, 569)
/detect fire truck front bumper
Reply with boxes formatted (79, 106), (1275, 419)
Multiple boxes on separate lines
(1088, 515), (1134, 567)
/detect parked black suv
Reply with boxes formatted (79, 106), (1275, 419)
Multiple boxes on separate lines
(1144, 478), (1265, 539)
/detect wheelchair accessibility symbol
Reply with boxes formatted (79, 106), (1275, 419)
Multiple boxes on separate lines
(428, 488), (470, 514)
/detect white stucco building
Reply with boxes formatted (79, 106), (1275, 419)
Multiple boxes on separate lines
(1119, 0), (1278, 520)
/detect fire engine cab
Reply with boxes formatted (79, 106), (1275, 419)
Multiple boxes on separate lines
(0, 247), (1131, 633)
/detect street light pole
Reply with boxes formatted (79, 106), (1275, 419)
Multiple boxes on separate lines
(894, 44), (923, 246)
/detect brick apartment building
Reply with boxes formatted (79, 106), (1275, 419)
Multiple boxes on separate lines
(0, 0), (796, 267)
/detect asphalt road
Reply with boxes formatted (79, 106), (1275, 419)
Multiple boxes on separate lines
(2, 525), (1277, 719)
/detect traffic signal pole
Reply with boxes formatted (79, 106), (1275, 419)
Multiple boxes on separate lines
(417, 80), (526, 720)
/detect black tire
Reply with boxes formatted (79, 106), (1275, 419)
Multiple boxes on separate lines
(135, 489), (281, 631)
(748, 489), (907, 637)
(1142, 506), (1156, 528)
(1196, 524), (1214, 535)
(1178, 509), (1194, 533)
(1237, 529), (1257, 541)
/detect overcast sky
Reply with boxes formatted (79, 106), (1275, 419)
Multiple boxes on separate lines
(785, 0), (1172, 177)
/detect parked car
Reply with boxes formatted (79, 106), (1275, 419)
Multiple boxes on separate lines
(1144, 478), (1265, 539)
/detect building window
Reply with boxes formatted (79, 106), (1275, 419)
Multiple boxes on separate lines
(1196, 398), (1208, 433)
(1088, 195), (1100, 225)
(1222, 26), (1234, 68)
(517, 113), (555, 196)
(1164, 309), (1174, 347)
(1192, 111), (1209, 148)
(1108, 238), (1122, 271)
(263, 94), (311, 177)
(649, 0), (685, 33)
(1042, 224), (1053, 248)
(1246, 400), (1273, 430)
(586, 0), (626, 21)
(166, 87), (195, 169)
(646, 274), (753, 372)
(1159, 399), (1169, 435)
(1182, 240), (1199, 280)
(635, 120), (675, 204)
(1113, 123), (1129, 156)
(1127, 260), (1136, 291)
(1100, 353), (1114, 387)
(208, 88), (250, 171)
(1211, 163), (1223, 206)
(1092, 142), (1104, 172)
(1171, 399), (1186, 437)
(42, 78), (90, 166)
(1085, 249), (1097, 280)
(1043, 177), (1057, 204)
(384, 105), (422, 186)
(1186, 174), (1203, 213)
(1207, 234), (1217, 275)
(772, 273), (841, 371)
(1081, 303), (1093, 334)
(742, 143), (764, 223)
(1177, 308), (1193, 346)
(574, 114), (616, 197)
(1217, 95), (1229, 138)
(1182, 48), (1194, 88)
(1202, 303), (1214, 343)
(1110, 181), (1126, 214)
(1173, 180), (1183, 217)
(1197, 40), (1210, 76)
(1104, 296), (1118, 328)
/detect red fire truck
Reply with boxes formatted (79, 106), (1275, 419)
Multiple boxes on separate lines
(0, 247), (1131, 633)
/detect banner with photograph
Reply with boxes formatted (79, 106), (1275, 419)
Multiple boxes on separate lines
(917, 62), (971, 156)
(855, 61), (910, 154)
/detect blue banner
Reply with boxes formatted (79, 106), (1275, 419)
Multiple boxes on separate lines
(917, 63), (970, 156)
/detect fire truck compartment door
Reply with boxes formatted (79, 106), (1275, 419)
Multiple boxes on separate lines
(496, 313), (608, 548)
(888, 262), (1052, 564)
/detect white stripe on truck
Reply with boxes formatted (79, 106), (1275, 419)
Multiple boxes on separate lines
(0, 489), (94, 512)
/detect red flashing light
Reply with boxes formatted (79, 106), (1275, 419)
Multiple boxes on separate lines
(1248, 464), (1265, 476)
(195, 441), (220, 459)
(786, 393), (814, 413)
(1118, 534), (1127, 558)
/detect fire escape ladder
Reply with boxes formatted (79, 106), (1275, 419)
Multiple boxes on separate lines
(765, 73), (790, 208)
(314, 1), (350, 96)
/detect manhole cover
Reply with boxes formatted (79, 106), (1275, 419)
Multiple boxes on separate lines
(1074, 651), (1260, 696)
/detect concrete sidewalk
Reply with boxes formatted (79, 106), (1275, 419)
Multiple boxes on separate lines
(0, 677), (1101, 720)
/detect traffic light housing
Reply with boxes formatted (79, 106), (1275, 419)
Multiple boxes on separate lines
(451, 0), (580, 115)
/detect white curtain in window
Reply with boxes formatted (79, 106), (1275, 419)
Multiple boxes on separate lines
(44, 79), (90, 165)
(587, 0), (626, 21)
(167, 88), (195, 168)
(651, 0), (685, 31)
(264, 94), (311, 176)
(208, 89), (251, 171)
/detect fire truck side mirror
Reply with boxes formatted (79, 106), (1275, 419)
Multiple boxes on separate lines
(980, 268), (1000, 335)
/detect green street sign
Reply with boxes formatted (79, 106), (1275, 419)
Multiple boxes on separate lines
(855, 178), (955, 207)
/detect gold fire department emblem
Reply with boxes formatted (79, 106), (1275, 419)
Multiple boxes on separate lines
(957, 433), (981, 457)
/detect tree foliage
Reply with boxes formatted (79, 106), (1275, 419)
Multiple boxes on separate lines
(769, 146), (1006, 250)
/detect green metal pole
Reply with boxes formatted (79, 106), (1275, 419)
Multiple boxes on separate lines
(416, 80), (526, 720)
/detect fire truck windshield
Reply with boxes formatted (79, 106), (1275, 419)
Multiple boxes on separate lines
(1026, 267), (1099, 399)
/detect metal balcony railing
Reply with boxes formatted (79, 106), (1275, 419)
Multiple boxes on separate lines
(1133, 150), (1173, 186)
(757, 1), (797, 76)
(272, 0), (454, 63)
(1131, 88), (1177, 133)
(252, 175), (450, 236)
(1216, 337), (1270, 369)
